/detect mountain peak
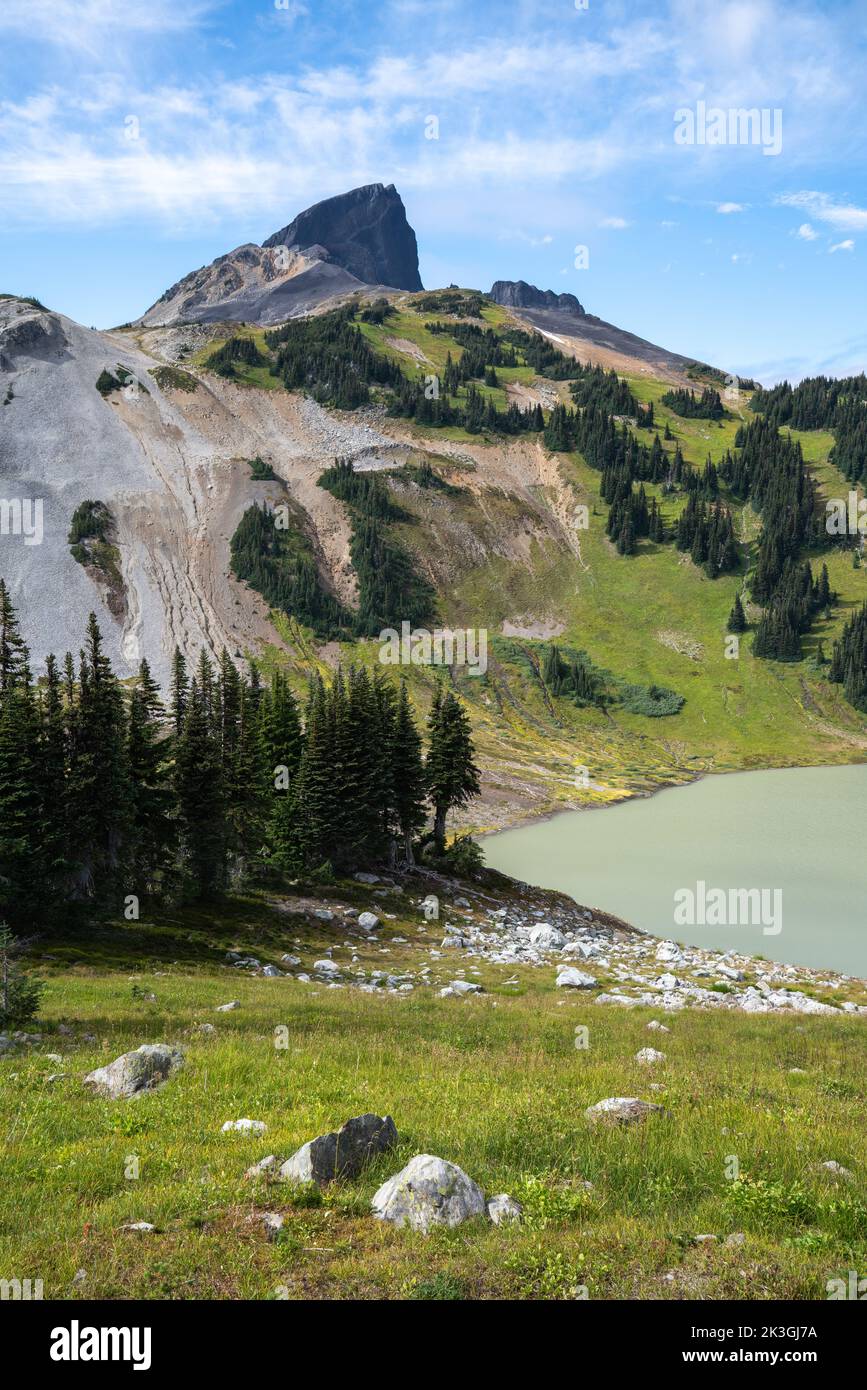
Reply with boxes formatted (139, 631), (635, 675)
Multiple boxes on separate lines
(263, 183), (423, 292)
(489, 280), (584, 314)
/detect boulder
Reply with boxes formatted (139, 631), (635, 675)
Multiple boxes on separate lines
(246, 1155), (279, 1179)
(372, 1154), (485, 1232)
(556, 967), (597, 989)
(262, 1212), (284, 1242)
(83, 1044), (184, 1099)
(528, 924), (566, 950)
(222, 1118), (267, 1134)
(486, 1193), (523, 1226)
(585, 1096), (669, 1126)
(655, 940), (684, 963)
(279, 1113), (397, 1186)
(635, 1047), (666, 1064)
(313, 959), (339, 975)
(215, 1001), (240, 1012)
(357, 912), (380, 931)
(646, 1020), (670, 1033)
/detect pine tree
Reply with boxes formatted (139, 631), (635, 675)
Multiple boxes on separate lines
(727, 593), (747, 632)
(425, 686), (481, 855)
(389, 681), (427, 865)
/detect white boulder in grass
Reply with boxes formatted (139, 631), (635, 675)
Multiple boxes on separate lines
(635, 1047), (666, 1064)
(222, 1118), (267, 1135)
(585, 1097), (669, 1125)
(357, 912), (380, 931)
(486, 1193), (523, 1225)
(372, 1154), (486, 1232)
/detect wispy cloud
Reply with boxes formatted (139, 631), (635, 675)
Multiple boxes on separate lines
(777, 192), (867, 233)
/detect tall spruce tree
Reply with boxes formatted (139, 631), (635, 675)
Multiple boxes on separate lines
(425, 685), (481, 855)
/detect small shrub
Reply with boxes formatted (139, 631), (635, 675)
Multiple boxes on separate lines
(0, 926), (44, 1030)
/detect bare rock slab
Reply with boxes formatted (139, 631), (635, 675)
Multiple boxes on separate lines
(371, 1154), (485, 1232)
(83, 1044), (184, 1099)
(279, 1113), (397, 1186)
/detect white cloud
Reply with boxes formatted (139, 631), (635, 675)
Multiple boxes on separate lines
(777, 192), (867, 233)
(717, 202), (744, 214)
(829, 239), (855, 253)
(599, 216), (629, 229)
(0, 0), (215, 52)
(796, 223), (819, 241)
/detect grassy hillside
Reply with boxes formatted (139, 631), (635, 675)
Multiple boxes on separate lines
(174, 293), (867, 828)
(3, 878), (865, 1301)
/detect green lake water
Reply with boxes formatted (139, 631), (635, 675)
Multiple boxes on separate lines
(484, 765), (867, 977)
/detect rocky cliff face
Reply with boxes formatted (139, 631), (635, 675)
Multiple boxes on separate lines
(263, 183), (423, 292)
(489, 280), (585, 314)
(139, 184), (423, 327)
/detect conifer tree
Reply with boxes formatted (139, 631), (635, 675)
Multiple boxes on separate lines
(425, 686), (481, 855)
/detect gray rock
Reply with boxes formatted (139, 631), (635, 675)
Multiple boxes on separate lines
(819, 1160), (854, 1182)
(222, 1118), (266, 1134)
(556, 967), (597, 989)
(246, 1155), (279, 1179)
(192, 1022), (216, 1036)
(372, 1154), (485, 1232)
(83, 1043), (184, 1099)
(646, 1020), (670, 1033)
(313, 959), (339, 975)
(357, 912), (380, 931)
(215, 1001), (240, 1012)
(724, 1232), (746, 1246)
(585, 1096), (669, 1126)
(262, 1212), (285, 1242)
(121, 1221), (155, 1233)
(529, 924), (566, 950)
(279, 1113), (397, 1186)
(353, 872), (381, 884)
(486, 1193), (523, 1225)
(635, 1047), (666, 1064)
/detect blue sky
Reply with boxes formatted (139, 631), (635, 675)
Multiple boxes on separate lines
(1, 0), (865, 383)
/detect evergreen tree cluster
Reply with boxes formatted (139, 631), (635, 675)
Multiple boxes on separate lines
(230, 503), (356, 640)
(265, 306), (404, 409)
(829, 601), (867, 710)
(317, 461), (438, 632)
(675, 494), (739, 576)
(0, 582), (482, 922)
(752, 561), (833, 662)
(660, 386), (724, 419)
(570, 365), (639, 416)
(750, 373), (867, 489)
(205, 335), (266, 378)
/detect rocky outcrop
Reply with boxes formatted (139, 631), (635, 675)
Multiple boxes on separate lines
(138, 185), (422, 326)
(264, 183), (423, 292)
(489, 280), (584, 314)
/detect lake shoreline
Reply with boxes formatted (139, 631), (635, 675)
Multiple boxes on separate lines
(482, 763), (867, 981)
